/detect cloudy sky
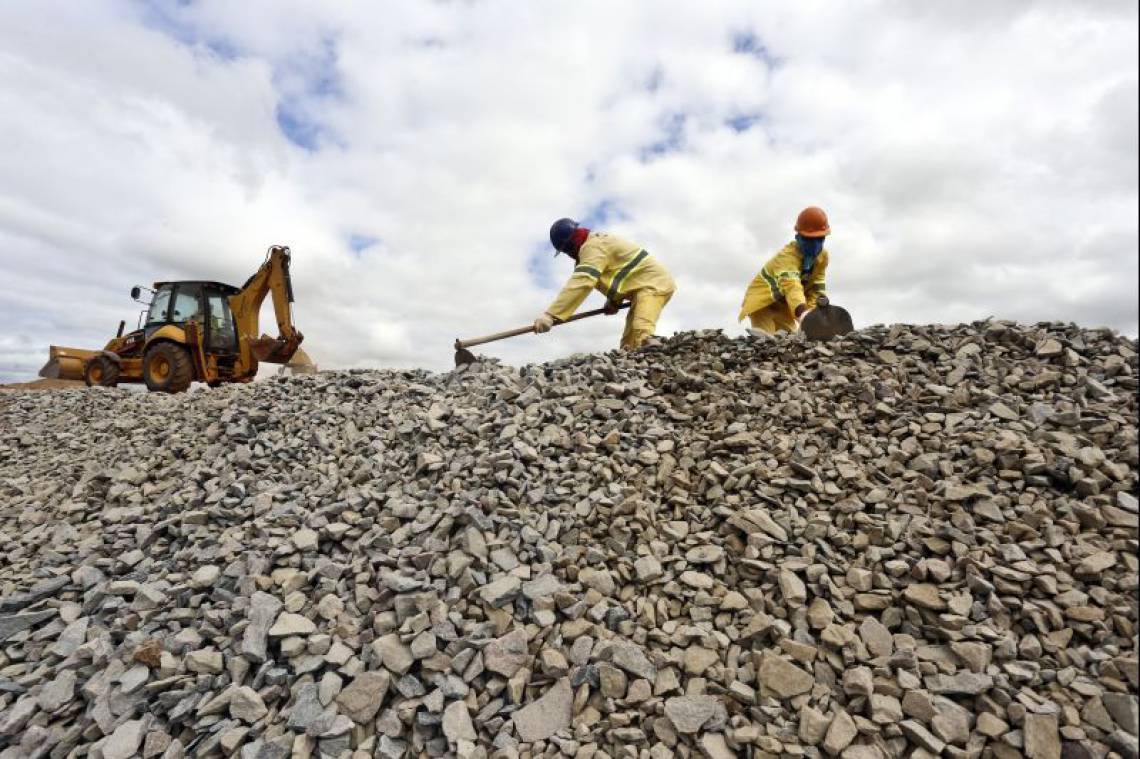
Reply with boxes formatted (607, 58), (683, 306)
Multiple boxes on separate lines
(1, 1), (1136, 382)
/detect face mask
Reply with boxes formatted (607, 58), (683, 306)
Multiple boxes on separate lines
(797, 235), (825, 273)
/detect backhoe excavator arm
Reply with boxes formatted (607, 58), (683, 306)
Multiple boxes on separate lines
(229, 246), (304, 372)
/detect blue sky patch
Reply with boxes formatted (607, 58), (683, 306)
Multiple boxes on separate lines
(732, 30), (779, 68)
(138, 2), (344, 151)
(348, 234), (380, 255)
(582, 199), (629, 229)
(204, 38), (240, 61)
(273, 36), (344, 151)
(638, 112), (686, 161)
(726, 113), (764, 133)
(527, 246), (558, 290)
(303, 37), (344, 99)
(276, 103), (321, 151)
(136, 0), (198, 45)
(136, 1), (241, 60)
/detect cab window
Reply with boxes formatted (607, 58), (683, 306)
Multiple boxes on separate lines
(206, 292), (237, 351)
(171, 286), (203, 324)
(146, 287), (172, 325)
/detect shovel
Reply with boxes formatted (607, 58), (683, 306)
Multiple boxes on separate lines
(800, 297), (854, 341)
(454, 302), (630, 367)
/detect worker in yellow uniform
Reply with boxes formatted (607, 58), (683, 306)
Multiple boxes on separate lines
(535, 218), (676, 350)
(738, 206), (831, 335)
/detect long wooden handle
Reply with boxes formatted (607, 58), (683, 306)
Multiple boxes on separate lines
(455, 302), (630, 350)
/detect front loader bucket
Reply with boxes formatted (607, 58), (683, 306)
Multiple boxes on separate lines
(39, 346), (97, 381)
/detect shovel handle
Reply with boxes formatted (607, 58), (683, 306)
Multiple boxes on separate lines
(455, 302), (630, 350)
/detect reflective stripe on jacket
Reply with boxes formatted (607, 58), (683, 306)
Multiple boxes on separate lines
(738, 242), (829, 321)
(547, 233), (675, 321)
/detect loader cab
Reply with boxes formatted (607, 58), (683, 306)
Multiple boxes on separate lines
(145, 281), (240, 354)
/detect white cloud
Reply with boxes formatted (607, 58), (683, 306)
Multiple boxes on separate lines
(0, 0), (1135, 382)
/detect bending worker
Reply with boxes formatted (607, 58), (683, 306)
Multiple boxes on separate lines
(738, 206), (831, 335)
(535, 218), (676, 350)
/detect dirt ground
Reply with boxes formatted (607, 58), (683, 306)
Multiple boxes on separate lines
(0, 378), (87, 391)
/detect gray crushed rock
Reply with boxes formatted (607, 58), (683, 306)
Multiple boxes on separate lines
(0, 322), (1136, 756)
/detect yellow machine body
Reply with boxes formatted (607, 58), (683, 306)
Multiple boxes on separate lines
(39, 246), (304, 393)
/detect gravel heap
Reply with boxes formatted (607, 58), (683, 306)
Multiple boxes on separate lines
(0, 321), (1137, 759)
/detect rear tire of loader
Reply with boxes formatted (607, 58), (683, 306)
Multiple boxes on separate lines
(84, 355), (120, 388)
(143, 343), (193, 393)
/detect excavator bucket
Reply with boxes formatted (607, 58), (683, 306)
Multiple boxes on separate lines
(801, 302), (854, 341)
(250, 333), (304, 364)
(39, 346), (97, 381)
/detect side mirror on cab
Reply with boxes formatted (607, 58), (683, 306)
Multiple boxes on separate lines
(131, 286), (142, 301)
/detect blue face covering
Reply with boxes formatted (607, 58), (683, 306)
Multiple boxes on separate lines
(797, 235), (825, 275)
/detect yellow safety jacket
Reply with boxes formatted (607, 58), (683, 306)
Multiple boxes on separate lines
(546, 233), (675, 321)
(738, 241), (828, 321)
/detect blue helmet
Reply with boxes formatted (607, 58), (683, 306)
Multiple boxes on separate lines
(549, 218), (579, 254)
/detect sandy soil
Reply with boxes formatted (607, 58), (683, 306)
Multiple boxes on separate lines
(0, 378), (87, 391)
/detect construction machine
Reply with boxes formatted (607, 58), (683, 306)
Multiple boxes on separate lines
(39, 245), (307, 393)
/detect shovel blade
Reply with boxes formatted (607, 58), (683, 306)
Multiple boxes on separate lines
(801, 303), (854, 341)
(454, 347), (477, 367)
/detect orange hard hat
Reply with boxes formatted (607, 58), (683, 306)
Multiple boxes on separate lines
(795, 206), (830, 238)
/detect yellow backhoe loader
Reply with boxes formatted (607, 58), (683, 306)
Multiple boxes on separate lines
(40, 245), (306, 393)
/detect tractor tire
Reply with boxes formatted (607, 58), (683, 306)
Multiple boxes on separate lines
(84, 355), (120, 388)
(143, 343), (193, 393)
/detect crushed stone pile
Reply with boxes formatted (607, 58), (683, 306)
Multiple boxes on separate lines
(0, 321), (1137, 759)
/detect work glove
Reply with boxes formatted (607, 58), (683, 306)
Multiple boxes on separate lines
(533, 313), (555, 333)
(603, 300), (621, 316)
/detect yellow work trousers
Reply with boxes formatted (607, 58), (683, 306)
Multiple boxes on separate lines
(620, 289), (673, 350)
(748, 303), (798, 334)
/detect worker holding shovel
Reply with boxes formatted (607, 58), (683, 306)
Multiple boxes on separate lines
(738, 206), (833, 336)
(535, 218), (676, 350)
